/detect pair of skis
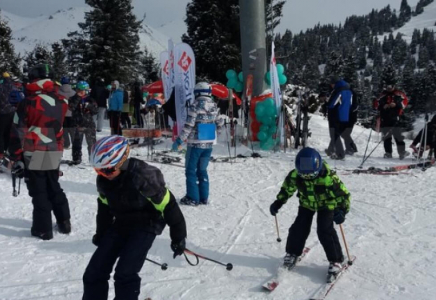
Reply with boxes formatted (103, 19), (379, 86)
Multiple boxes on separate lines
(263, 248), (356, 300)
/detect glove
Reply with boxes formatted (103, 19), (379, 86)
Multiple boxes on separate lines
(170, 239), (186, 259)
(172, 137), (183, 152)
(269, 200), (283, 216)
(333, 209), (346, 225)
(92, 234), (101, 247)
(12, 161), (25, 179)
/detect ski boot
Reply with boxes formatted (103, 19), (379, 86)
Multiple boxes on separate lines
(383, 152), (393, 159)
(324, 149), (333, 157)
(399, 151), (410, 160)
(199, 199), (208, 205)
(327, 261), (343, 283)
(330, 153), (345, 160)
(283, 253), (299, 270)
(180, 196), (199, 206)
(31, 229), (53, 241)
(345, 149), (355, 156)
(57, 219), (71, 234)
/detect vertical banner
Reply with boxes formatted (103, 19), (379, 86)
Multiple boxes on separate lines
(160, 51), (171, 100)
(174, 43), (196, 135)
(168, 39), (175, 90)
(270, 42), (284, 145)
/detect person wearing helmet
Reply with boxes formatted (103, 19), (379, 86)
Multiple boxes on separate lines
(0, 71), (16, 160)
(58, 76), (76, 149)
(83, 136), (187, 300)
(269, 147), (350, 278)
(172, 82), (224, 206)
(8, 63), (71, 240)
(374, 66), (410, 160)
(69, 81), (98, 165)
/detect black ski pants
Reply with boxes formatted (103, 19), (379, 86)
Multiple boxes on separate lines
(109, 111), (122, 135)
(83, 228), (156, 300)
(72, 127), (96, 162)
(381, 125), (405, 154)
(25, 169), (70, 234)
(341, 122), (358, 153)
(63, 116), (75, 149)
(121, 112), (131, 129)
(286, 206), (344, 263)
(0, 112), (14, 155)
(327, 117), (345, 158)
(134, 105), (143, 128)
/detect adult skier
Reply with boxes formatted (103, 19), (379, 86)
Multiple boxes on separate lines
(8, 64), (71, 240)
(83, 135), (187, 300)
(58, 76), (76, 149)
(325, 76), (353, 160)
(269, 147), (351, 277)
(374, 76), (410, 159)
(69, 81), (98, 164)
(90, 77), (109, 132)
(172, 82), (224, 206)
(107, 80), (123, 135)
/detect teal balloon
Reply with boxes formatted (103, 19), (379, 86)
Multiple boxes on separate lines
(235, 81), (243, 93)
(262, 116), (275, 125)
(269, 125), (277, 134)
(264, 98), (275, 108)
(279, 74), (288, 85)
(264, 71), (271, 86)
(266, 105), (277, 117)
(277, 64), (285, 74)
(255, 102), (266, 117)
(238, 72), (243, 83)
(260, 125), (269, 132)
(226, 69), (237, 79)
(257, 131), (267, 141)
(227, 78), (237, 89)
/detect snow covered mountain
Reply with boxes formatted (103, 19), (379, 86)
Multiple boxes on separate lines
(1, 7), (168, 58)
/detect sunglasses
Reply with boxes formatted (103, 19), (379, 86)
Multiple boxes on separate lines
(95, 167), (117, 177)
(298, 171), (319, 180)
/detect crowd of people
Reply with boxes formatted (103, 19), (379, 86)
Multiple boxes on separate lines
(0, 62), (434, 299)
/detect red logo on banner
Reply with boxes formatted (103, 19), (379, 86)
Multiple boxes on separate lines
(178, 52), (192, 72)
(163, 61), (169, 75)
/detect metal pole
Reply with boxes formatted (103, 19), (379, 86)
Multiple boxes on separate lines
(240, 0), (267, 97)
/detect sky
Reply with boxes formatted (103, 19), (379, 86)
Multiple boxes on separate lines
(0, 0), (421, 40)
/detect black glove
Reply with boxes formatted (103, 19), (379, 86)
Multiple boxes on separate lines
(171, 239), (186, 259)
(92, 234), (101, 247)
(333, 209), (346, 225)
(270, 200), (283, 216)
(12, 161), (25, 179)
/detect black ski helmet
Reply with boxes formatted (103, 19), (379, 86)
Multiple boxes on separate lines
(28, 63), (54, 81)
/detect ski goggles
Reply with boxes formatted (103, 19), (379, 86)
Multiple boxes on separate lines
(298, 171), (319, 180)
(94, 167), (117, 177)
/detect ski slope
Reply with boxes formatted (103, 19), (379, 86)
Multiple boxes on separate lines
(0, 114), (435, 300)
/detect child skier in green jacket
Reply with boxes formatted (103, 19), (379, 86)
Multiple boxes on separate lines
(270, 147), (351, 277)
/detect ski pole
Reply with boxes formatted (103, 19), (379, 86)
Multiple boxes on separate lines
(224, 121), (232, 163)
(274, 215), (282, 242)
(146, 258), (168, 271)
(184, 248), (233, 271)
(339, 224), (353, 265)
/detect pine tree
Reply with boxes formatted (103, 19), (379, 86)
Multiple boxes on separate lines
(324, 51), (343, 79)
(342, 53), (358, 86)
(410, 29), (421, 55)
(402, 55), (416, 97)
(417, 46), (430, 68)
(371, 67), (382, 94)
(399, 0), (412, 26)
(51, 42), (68, 81)
(301, 58), (320, 89)
(139, 48), (159, 82)
(25, 44), (52, 70)
(62, 31), (89, 81)
(79, 0), (142, 83)
(392, 33), (408, 67)
(183, 0), (241, 82)
(0, 12), (22, 76)
(381, 61), (397, 86)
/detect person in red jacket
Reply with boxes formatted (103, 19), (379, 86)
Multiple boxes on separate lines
(374, 78), (410, 160)
(8, 63), (71, 240)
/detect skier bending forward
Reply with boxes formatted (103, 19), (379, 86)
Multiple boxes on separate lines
(83, 135), (187, 300)
(269, 147), (351, 278)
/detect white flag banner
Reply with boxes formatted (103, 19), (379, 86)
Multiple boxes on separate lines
(270, 41), (284, 145)
(160, 51), (171, 100)
(168, 39), (175, 89)
(174, 43), (196, 135)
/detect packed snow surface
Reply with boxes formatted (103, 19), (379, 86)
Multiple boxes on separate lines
(0, 114), (435, 300)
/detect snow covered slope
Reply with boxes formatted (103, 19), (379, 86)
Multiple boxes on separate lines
(379, 1), (436, 43)
(0, 114), (435, 299)
(1, 7), (167, 58)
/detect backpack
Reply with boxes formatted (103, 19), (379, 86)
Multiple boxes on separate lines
(9, 89), (25, 105)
